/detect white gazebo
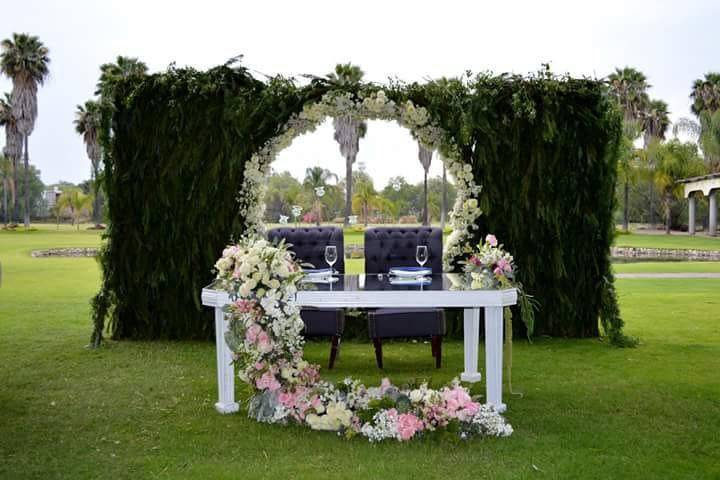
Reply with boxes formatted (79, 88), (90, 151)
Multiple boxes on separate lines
(679, 173), (720, 236)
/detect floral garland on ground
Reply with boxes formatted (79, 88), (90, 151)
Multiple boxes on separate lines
(214, 237), (513, 441)
(236, 89), (482, 271)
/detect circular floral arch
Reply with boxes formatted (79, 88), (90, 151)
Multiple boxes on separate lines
(215, 88), (515, 442)
(236, 89), (482, 271)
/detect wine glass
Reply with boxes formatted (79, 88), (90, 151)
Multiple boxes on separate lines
(416, 245), (428, 269)
(325, 245), (338, 273)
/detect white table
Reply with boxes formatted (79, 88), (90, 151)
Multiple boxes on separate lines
(201, 274), (517, 414)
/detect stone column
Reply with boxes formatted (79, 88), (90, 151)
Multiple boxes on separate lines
(710, 190), (717, 237)
(688, 195), (696, 235)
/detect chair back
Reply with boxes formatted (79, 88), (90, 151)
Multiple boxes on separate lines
(364, 227), (443, 274)
(268, 227), (345, 273)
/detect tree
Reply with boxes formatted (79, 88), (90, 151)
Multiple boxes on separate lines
(56, 189), (93, 230)
(303, 166), (337, 226)
(74, 100), (103, 222)
(652, 140), (705, 234)
(352, 180), (380, 226)
(616, 133), (641, 232)
(1, 162), (44, 219)
(0, 155), (11, 225)
(607, 67), (650, 133)
(641, 99), (670, 147)
(687, 73), (720, 171)
(0, 33), (50, 228)
(641, 98), (670, 227)
(418, 142), (433, 226)
(96, 56), (148, 99)
(329, 63), (367, 227)
(0, 93), (19, 224)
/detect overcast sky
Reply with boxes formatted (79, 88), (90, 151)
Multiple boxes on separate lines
(1, 0), (718, 188)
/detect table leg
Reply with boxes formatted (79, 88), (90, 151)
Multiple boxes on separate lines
(214, 306), (239, 414)
(460, 308), (482, 382)
(485, 306), (506, 412)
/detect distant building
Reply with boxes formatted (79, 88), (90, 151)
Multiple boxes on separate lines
(44, 187), (62, 210)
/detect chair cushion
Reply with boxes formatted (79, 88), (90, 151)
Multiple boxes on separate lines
(368, 308), (445, 338)
(301, 309), (345, 336)
(268, 227), (345, 273)
(364, 227), (442, 274)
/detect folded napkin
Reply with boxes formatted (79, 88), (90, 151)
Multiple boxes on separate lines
(304, 268), (335, 276)
(301, 276), (339, 284)
(389, 266), (432, 277)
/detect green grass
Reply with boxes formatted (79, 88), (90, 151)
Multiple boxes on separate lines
(614, 261), (720, 273)
(615, 232), (720, 251)
(1, 228), (719, 479)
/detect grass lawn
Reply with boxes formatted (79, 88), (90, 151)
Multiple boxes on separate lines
(614, 232), (720, 251)
(613, 261), (720, 273)
(1, 228), (719, 479)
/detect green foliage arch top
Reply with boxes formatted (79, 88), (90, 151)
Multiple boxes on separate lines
(94, 61), (628, 344)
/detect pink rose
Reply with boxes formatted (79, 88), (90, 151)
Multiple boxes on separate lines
(397, 413), (424, 441)
(485, 234), (498, 247)
(245, 323), (261, 343)
(493, 267), (503, 276)
(469, 255), (481, 266)
(255, 371), (281, 392)
(257, 331), (273, 353)
(254, 361), (264, 370)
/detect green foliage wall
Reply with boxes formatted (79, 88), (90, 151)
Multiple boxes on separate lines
(94, 63), (625, 342)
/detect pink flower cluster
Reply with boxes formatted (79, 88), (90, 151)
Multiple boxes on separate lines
(256, 370), (281, 392)
(396, 412), (425, 440)
(278, 386), (322, 421)
(245, 323), (273, 353)
(442, 386), (480, 421)
(494, 257), (512, 277)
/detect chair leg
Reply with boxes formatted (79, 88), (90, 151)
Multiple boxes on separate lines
(431, 335), (442, 369)
(431, 336), (437, 357)
(372, 337), (383, 369)
(328, 335), (340, 370)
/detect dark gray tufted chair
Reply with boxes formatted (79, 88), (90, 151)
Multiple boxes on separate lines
(364, 227), (446, 369)
(267, 227), (345, 369)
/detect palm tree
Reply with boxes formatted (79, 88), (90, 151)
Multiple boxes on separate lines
(96, 55), (148, 99)
(0, 93), (19, 224)
(0, 155), (11, 225)
(329, 63), (367, 227)
(641, 99), (670, 147)
(56, 189), (93, 230)
(74, 100), (103, 223)
(418, 142), (433, 226)
(303, 166), (337, 226)
(652, 141), (705, 234)
(688, 73), (720, 171)
(607, 67), (650, 133)
(617, 132), (640, 232)
(352, 180), (380, 226)
(1, 33), (50, 228)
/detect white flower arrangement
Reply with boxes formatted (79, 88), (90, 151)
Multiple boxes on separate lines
(215, 237), (513, 442)
(235, 89), (482, 270)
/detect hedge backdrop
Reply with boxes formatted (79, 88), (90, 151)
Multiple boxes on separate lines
(92, 62), (629, 345)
